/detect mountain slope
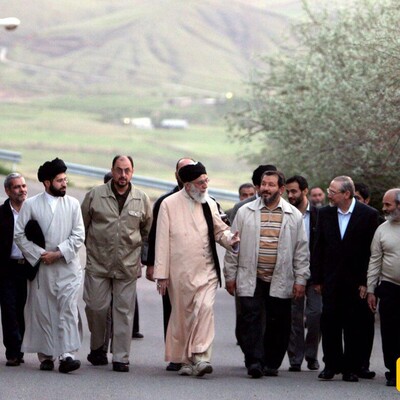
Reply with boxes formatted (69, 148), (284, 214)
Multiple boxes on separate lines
(1, 0), (297, 96)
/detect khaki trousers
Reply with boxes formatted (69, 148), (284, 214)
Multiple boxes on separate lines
(193, 345), (213, 363)
(83, 273), (137, 363)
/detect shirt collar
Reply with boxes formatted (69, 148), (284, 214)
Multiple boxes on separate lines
(338, 197), (356, 215)
(259, 196), (284, 212)
(305, 200), (310, 215)
(9, 201), (19, 216)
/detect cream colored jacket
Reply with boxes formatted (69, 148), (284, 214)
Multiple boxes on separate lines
(224, 197), (310, 298)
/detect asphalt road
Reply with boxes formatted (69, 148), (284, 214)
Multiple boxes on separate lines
(0, 178), (398, 399)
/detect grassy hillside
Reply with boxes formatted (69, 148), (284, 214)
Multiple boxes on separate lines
(1, 0), (295, 97)
(0, 0), (342, 204)
(0, 101), (252, 199)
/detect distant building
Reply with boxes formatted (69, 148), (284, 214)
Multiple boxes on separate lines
(122, 117), (154, 130)
(160, 119), (189, 129)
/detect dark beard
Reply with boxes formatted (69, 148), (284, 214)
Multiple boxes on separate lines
(289, 196), (302, 208)
(263, 191), (279, 207)
(49, 183), (66, 197)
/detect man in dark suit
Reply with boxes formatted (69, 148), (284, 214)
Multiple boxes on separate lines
(312, 176), (379, 382)
(0, 173), (28, 367)
(286, 175), (322, 372)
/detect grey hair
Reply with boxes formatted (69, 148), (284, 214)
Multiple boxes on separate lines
(394, 189), (400, 205)
(333, 176), (355, 197)
(4, 173), (22, 189)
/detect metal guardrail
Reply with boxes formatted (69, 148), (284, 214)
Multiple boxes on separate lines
(0, 149), (21, 170)
(0, 152), (238, 203)
(66, 162), (238, 203)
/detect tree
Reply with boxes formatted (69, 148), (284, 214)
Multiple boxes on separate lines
(229, 0), (400, 207)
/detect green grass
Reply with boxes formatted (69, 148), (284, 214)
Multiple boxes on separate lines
(0, 101), (252, 207)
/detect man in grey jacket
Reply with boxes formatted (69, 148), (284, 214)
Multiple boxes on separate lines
(224, 170), (310, 379)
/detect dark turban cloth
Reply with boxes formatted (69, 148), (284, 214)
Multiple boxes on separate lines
(37, 158), (67, 182)
(178, 162), (207, 183)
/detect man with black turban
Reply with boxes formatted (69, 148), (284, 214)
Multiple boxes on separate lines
(154, 162), (240, 377)
(15, 158), (85, 373)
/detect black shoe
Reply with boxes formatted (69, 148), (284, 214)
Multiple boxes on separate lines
(113, 362), (129, 372)
(263, 367), (279, 376)
(87, 348), (108, 365)
(307, 359), (320, 370)
(356, 368), (376, 379)
(318, 368), (336, 380)
(385, 371), (396, 387)
(166, 362), (182, 371)
(59, 357), (81, 373)
(247, 363), (263, 379)
(289, 365), (301, 372)
(6, 358), (20, 367)
(342, 372), (359, 382)
(40, 359), (54, 371)
(132, 332), (144, 339)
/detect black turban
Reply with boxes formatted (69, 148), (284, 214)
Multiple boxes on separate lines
(178, 162), (207, 183)
(251, 164), (277, 186)
(37, 158), (67, 182)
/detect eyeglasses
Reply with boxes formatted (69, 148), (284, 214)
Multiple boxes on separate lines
(326, 188), (342, 196)
(192, 178), (210, 186)
(54, 177), (68, 184)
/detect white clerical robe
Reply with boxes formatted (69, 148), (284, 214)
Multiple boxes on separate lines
(15, 192), (85, 358)
(154, 190), (233, 364)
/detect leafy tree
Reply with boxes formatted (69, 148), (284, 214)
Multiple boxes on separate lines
(229, 0), (400, 207)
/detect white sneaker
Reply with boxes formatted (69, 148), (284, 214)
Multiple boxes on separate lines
(178, 364), (193, 376)
(193, 361), (213, 377)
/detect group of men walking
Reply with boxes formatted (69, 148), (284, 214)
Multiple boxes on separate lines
(0, 156), (399, 388)
(224, 166), (399, 387)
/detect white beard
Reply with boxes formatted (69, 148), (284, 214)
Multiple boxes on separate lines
(385, 208), (400, 222)
(189, 184), (208, 204)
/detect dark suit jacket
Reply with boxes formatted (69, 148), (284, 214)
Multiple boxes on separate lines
(308, 203), (318, 283)
(0, 199), (15, 275)
(311, 201), (379, 303)
(229, 194), (257, 224)
(144, 186), (179, 266)
(0, 199), (27, 279)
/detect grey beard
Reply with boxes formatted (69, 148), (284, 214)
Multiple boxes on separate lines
(189, 185), (208, 204)
(385, 208), (400, 222)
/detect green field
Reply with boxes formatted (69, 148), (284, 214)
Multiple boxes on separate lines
(0, 99), (253, 205)
(1, 0), (317, 204)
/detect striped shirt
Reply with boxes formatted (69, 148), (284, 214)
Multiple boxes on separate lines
(257, 205), (283, 282)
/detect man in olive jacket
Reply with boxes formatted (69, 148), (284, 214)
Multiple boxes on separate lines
(81, 155), (152, 372)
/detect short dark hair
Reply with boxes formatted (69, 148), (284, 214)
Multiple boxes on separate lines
(286, 175), (309, 191)
(251, 164), (277, 186)
(103, 172), (113, 184)
(112, 155), (134, 168)
(238, 182), (255, 195)
(354, 182), (370, 201)
(261, 170), (286, 187)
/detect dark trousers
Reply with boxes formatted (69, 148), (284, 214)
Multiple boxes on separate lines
(239, 279), (291, 369)
(0, 275), (27, 360)
(132, 296), (139, 334)
(162, 289), (172, 341)
(321, 290), (372, 374)
(376, 281), (400, 376)
(357, 298), (375, 370)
